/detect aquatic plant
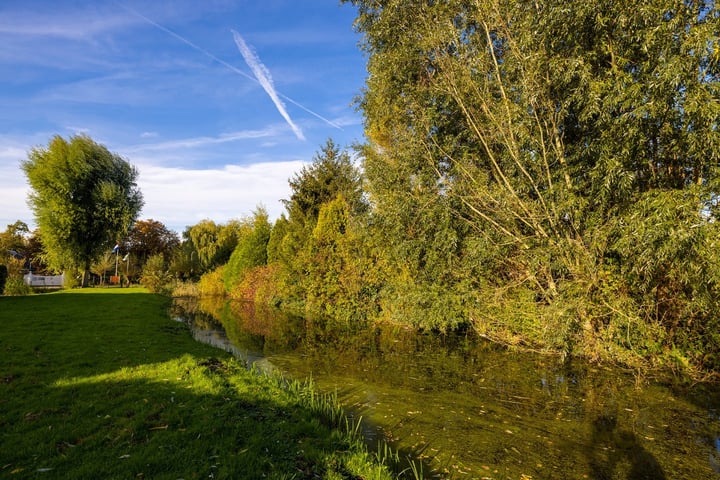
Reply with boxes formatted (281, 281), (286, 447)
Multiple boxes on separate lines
(273, 373), (425, 479)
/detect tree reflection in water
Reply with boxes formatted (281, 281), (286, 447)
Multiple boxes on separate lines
(172, 296), (720, 479)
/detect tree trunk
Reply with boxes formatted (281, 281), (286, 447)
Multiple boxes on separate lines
(82, 262), (91, 287)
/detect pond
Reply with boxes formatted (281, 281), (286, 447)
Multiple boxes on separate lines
(171, 296), (720, 479)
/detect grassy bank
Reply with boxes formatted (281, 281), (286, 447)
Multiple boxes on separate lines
(0, 288), (401, 479)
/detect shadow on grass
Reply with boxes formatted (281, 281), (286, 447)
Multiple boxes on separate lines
(3, 365), (366, 478)
(0, 292), (430, 479)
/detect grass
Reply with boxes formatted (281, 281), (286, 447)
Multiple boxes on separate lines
(0, 288), (401, 479)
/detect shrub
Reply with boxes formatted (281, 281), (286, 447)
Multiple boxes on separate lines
(172, 281), (199, 297)
(229, 264), (277, 303)
(59, 269), (80, 289)
(197, 266), (226, 297)
(3, 277), (32, 296)
(140, 254), (173, 294)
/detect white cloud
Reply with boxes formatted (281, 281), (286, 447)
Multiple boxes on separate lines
(330, 114), (362, 128)
(0, 139), (304, 233)
(136, 161), (303, 232)
(65, 126), (92, 135)
(0, 183), (31, 229)
(0, 145), (32, 229)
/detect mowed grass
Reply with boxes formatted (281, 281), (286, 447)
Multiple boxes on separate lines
(0, 288), (395, 479)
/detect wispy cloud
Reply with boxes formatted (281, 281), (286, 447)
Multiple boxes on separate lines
(329, 114), (363, 128)
(232, 30), (305, 141)
(65, 126), (92, 135)
(0, 2), (365, 232)
(114, 2), (342, 131)
(0, 9), (136, 40)
(125, 127), (279, 152)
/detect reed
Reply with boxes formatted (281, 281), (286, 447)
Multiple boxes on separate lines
(275, 375), (426, 479)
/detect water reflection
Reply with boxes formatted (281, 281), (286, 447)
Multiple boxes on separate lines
(171, 297), (720, 479)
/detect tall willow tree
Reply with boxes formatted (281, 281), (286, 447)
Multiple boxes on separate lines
(22, 135), (143, 287)
(347, 0), (720, 370)
(347, 1), (479, 331)
(185, 219), (243, 274)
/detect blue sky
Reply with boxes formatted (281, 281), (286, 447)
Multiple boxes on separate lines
(0, 0), (366, 232)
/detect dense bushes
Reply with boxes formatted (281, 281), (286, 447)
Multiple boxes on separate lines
(337, 0), (720, 377)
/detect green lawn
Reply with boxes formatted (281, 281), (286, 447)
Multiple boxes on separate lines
(0, 288), (398, 479)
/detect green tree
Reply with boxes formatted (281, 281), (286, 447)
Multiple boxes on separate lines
(222, 207), (272, 293)
(92, 252), (115, 286)
(140, 253), (172, 294)
(0, 221), (29, 255)
(272, 140), (368, 310)
(285, 138), (366, 222)
(343, 0), (478, 330)
(186, 219), (243, 274)
(169, 236), (199, 281)
(305, 195), (384, 324)
(1, 221), (31, 285)
(346, 0), (720, 368)
(0, 221), (43, 295)
(21, 135), (143, 287)
(24, 230), (50, 275)
(266, 214), (289, 265)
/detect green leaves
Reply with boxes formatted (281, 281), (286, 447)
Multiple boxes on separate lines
(21, 135), (143, 282)
(185, 219), (244, 274)
(223, 208), (272, 294)
(286, 139), (366, 222)
(140, 253), (173, 294)
(345, 0), (720, 373)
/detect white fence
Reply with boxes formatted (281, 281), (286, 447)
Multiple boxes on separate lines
(23, 273), (64, 288)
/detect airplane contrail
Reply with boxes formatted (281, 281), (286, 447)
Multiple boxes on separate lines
(232, 30), (304, 141)
(114, 2), (342, 133)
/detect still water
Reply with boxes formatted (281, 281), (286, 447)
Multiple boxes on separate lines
(171, 297), (720, 479)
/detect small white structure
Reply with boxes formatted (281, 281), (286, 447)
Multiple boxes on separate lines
(23, 273), (64, 288)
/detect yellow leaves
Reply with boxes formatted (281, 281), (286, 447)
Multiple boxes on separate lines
(313, 195), (350, 243)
